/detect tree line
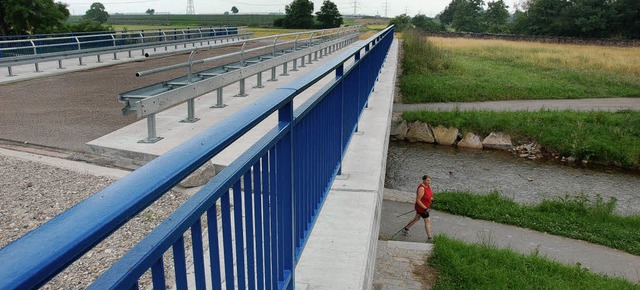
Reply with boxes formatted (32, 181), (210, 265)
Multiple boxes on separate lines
(1, 0), (111, 36)
(391, 0), (640, 39)
(0, 0), (344, 36)
(274, 0), (343, 29)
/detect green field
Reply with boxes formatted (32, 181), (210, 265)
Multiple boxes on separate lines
(399, 31), (640, 103)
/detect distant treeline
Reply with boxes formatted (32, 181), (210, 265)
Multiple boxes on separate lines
(68, 14), (282, 27)
(391, 0), (640, 40)
(428, 32), (640, 47)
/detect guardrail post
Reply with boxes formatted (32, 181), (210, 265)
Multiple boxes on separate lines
(269, 67), (277, 82)
(97, 54), (102, 63)
(254, 71), (264, 88)
(34, 63), (40, 72)
(211, 87), (227, 108)
(182, 50), (200, 123)
(30, 40), (37, 55)
(58, 59), (64, 69)
(138, 113), (163, 143)
(281, 61), (289, 76)
(78, 56), (84, 66)
(234, 78), (248, 97)
(272, 37), (279, 57)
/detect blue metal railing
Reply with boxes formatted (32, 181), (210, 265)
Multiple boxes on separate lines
(0, 27), (239, 58)
(0, 26), (394, 289)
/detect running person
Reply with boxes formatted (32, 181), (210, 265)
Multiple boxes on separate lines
(401, 175), (433, 241)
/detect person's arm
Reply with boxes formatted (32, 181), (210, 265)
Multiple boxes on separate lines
(416, 187), (427, 210)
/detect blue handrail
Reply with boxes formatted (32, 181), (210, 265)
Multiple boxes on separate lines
(0, 26), (239, 58)
(0, 25), (394, 289)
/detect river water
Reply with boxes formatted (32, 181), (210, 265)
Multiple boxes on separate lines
(384, 141), (640, 216)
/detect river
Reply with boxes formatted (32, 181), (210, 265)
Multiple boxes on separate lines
(384, 141), (640, 216)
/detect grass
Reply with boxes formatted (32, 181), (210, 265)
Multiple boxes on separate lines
(399, 31), (640, 103)
(431, 192), (640, 256)
(429, 235), (639, 289)
(402, 109), (640, 169)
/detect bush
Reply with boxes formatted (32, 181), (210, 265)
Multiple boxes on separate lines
(401, 28), (451, 74)
(273, 17), (284, 27)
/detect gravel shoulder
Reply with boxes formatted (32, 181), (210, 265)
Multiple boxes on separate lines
(0, 154), (193, 289)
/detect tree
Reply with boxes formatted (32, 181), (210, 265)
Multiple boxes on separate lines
(440, 0), (466, 25)
(511, 0), (572, 35)
(451, 0), (485, 32)
(231, 6), (239, 14)
(412, 14), (446, 32)
(0, 0), (70, 35)
(316, 0), (343, 28)
(566, 0), (614, 38)
(388, 14), (411, 31)
(484, 0), (509, 33)
(283, 0), (314, 28)
(611, 0), (640, 39)
(146, 8), (155, 15)
(84, 2), (109, 24)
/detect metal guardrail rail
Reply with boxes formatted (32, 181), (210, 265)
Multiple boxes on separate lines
(120, 26), (361, 143)
(0, 26), (395, 290)
(0, 27), (250, 76)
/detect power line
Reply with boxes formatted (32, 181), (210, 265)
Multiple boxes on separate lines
(383, 0), (389, 17)
(186, 0), (195, 14)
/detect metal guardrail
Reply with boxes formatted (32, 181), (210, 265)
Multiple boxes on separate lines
(0, 26), (395, 289)
(120, 26), (361, 143)
(0, 27), (250, 76)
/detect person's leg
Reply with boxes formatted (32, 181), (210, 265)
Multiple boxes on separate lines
(423, 217), (432, 239)
(404, 213), (421, 230)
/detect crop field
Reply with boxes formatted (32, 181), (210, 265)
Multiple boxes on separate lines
(400, 33), (640, 103)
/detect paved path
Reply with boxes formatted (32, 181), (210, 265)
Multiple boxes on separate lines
(393, 98), (640, 112)
(375, 189), (640, 286)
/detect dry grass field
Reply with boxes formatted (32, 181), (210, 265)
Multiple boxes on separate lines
(429, 37), (640, 77)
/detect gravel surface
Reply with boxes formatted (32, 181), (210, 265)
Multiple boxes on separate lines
(385, 141), (640, 216)
(0, 155), (191, 289)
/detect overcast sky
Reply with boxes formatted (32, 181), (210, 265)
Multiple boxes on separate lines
(62, 0), (455, 18)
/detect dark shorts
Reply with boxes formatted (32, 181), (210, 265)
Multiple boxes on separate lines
(417, 210), (430, 219)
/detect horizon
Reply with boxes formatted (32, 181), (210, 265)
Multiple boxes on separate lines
(62, 0), (455, 18)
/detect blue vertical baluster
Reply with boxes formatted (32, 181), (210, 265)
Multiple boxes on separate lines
(172, 236), (188, 290)
(190, 219), (206, 289)
(221, 190), (235, 290)
(244, 171), (256, 290)
(269, 147), (278, 290)
(151, 258), (166, 290)
(263, 155), (273, 290)
(253, 161), (265, 290)
(207, 202), (222, 288)
(233, 180), (246, 290)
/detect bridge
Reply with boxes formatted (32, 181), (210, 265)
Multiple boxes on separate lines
(0, 26), (397, 289)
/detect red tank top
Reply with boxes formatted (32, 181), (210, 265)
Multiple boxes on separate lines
(414, 183), (433, 213)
